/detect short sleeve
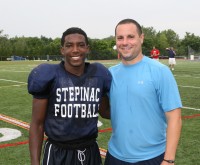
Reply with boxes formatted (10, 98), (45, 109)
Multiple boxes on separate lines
(155, 66), (182, 112)
(27, 63), (55, 98)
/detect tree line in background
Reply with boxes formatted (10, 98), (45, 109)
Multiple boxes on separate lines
(0, 27), (200, 61)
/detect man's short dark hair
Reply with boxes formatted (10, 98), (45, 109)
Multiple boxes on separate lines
(61, 27), (89, 46)
(115, 18), (143, 36)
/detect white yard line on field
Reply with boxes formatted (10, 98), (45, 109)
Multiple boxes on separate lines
(0, 79), (27, 88)
(182, 106), (200, 111)
(178, 85), (200, 89)
(174, 75), (200, 79)
(0, 84), (27, 88)
(0, 114), (30, 130)
(0, 79), (27, 84)
(0, 70), (30, 72)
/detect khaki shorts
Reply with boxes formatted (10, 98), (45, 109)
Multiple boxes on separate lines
(169, 58), (176, 65)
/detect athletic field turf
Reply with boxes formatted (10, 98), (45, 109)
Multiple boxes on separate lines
(0, 59), (200, 165)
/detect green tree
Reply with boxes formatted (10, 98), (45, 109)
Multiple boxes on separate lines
(142, 27), (157, 56)
(156, 32), (169, 56)
(181, 32), (200, 56)
(89, 38), (116, 60)
(161, 29), (180, 48)
(0, 30), (12, 59)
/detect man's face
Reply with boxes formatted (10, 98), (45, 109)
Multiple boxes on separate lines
(61, 33), (89, 67)
(115, 23), (144, 63)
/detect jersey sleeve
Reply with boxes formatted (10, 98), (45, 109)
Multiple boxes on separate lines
(28, 63), (55, 98)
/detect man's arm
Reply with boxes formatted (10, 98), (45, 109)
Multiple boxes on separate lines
(157, 49), (160, 55)
(98, 95), (110, 119)
(162, 108), (182, 165)
(29, 98), (48, 165)
(150, 50), (154, 57)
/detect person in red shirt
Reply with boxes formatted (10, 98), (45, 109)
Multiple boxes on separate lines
(150, 46), (160, 60)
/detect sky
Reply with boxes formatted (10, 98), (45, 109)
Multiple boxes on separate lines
(1, 0), (200, 39)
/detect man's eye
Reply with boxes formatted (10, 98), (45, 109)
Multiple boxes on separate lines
(78, 44), (86, 48)
(128, 35), (134, 39)
(117, 37), (123, 40)
(65, 44), (72, 47)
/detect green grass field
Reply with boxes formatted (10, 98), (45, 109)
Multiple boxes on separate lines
(0, 59), (200, 165)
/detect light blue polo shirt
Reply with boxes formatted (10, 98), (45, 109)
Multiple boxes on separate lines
(108, 56), (182, 163)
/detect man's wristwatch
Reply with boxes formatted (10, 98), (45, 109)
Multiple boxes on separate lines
(163, 159), (175, 163)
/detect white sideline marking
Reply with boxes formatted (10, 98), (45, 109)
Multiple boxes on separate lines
(174, 75), (200, 79)
(0, 84), (27, 88)
(178, 85), (200, 89)
(1, 70), (29, 73)
(99, 148), (107, 157)
(182, 106), (200, 111)
(0, 114), (30, 130)
(0, 79), (27, 84)
(0, 114), (103, 130)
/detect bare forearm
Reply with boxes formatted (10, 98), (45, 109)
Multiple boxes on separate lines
(29, 98), (47, 165)
(165, 119), (181, 158)
(164, 109), (182, 163)
(29, 123), (44, 165)
(99, 96), (110, 119)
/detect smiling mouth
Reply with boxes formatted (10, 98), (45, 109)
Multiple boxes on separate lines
(71, 56), (81, 60)
(122, 46), (132, 51)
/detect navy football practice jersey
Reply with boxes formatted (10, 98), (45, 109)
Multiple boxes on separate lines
(28, 61), (111, 142)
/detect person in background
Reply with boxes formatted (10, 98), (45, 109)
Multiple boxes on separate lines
(166, 47), (176, 70)
(28, 27), (111, 165)
(104, 18), (182, 165)
(150, 46), (160, 60)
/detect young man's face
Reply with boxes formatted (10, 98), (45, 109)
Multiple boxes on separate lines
(115, 23), (144, 63)
(61, 33), (89, 68)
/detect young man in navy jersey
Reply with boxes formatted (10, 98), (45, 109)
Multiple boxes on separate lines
(28, 27), (111, 165)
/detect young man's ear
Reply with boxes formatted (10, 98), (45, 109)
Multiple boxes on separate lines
(60, 47), (64, 55)
(87, 45), (90, 53)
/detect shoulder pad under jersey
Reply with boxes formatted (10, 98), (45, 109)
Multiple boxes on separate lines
(28, 63), (58, 98)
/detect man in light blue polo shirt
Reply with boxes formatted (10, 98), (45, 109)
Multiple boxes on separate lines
(104, 18), (182, 165)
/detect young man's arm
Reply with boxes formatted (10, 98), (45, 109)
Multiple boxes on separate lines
(162, 108), (182, 165)
(29, 98), (48, 165)
(98, 95), (110, 119)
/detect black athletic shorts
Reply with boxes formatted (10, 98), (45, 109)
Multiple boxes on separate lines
(42, 138), (102, 165)
(104, 151), (164, 165)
